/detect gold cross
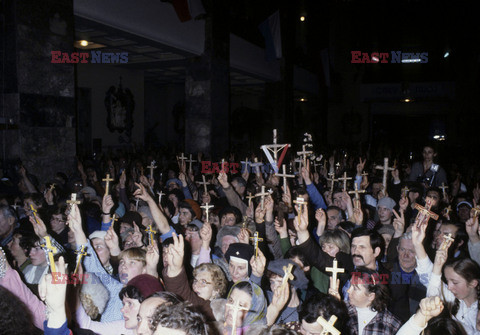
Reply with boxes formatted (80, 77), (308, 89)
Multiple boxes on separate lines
(316, 315), (340, 335)
(471, 206), (480, 221)
(67, 193), (81, 208)
(74, 245), (88, 275)
(325, 258), (345, 291)
(30, 204), (39, 225)
(249, 232), (264, 258)
(439, 183), (449, 199)
(401, 186), (410, 198)
(41, 236), (57, 273)
(102, 174), (114, 196)
(145, 225), (157, 245)
(293, 197), (308, 218)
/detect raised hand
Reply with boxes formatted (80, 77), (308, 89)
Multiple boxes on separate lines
(166, 233), (184, 277)
(131, 222), (144, 248)
(281, 185), (292, 209)
(29, 214), (47, 239)
(352, 207), (364, 226)
(399, 196), (408, 212)
(39, 256), (67, 328)
(466, 217), (480, 244)
(255, 203), (267, 224)
(104, 225), (121, 256)
(218, 172), (229, 188)
(328, 276), (341, 300)
(102, 194), (114, 214)
(145, 240), (160, 277)
(250, 248), (266, 278)
(274, 217), (288, 239)
(237, 228), (250, 244)
(392, 209), (405, 238)
(199, 222), (213, 248)
(356, 158), (366, 176)
(133, 182), (152, 202)
(433, 249), (449, 275)
(267, 283), (290, 326)
(413, 296), (444, 328)
(315, 208), (326, 236)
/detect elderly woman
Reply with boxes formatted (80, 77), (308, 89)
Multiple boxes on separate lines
(163, 232), (228, 321)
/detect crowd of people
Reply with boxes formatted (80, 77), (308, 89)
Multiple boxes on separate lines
(1, 141), (480, 335)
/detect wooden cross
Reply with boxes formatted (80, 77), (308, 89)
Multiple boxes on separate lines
(176, 152), (188, 169)
(471, 206), (480, 221)
(260, 129), (290, 171)
(67, 193), (82, 208)
(246, 192), (256, 207)
(147, 160), (157, 179)
(111, 213), (119, 226)
(293, 197), (308, 219)
(197, 175), (210, 194)
(439, 183), (449, 199)
(249, 232), (263, 258)
(200, 202), (214, 223)
(443, 205), (452, 218)
(275, 164), (295, 194)
(281, 263), (295, 290)
(102, 174), (114, 196)
(186, 154), (197, 172)
(49, 183), (56, 192)
(74, 245), (88, 275)
(401, 186), (410, 198)
(327, 172), (337, 193)
(41, 236), (57, 273)
(440, 233), (454, 250)
(30, 205), (39, 225)
(297, 144), (313, 167)
(414, 197), (439, 227)
(255, 186), (270, 210)
(157, 191), (165, 204)
(226, 300), (249, 335)
(145, 225), (157, 246)
(325, 258), (345, 291)
(348, 183), (365, 209)
(316, 315), (340, 335)
(240, 158), (251, 173)
(375, 158), (395, 194)
(337, 172), (352, 191)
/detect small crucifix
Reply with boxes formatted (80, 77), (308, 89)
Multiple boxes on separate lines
(297, 144), (313, 168)
(246, 192), (256, 207)
(74, 245), (88, 275)
(226, 300), (249, 335)
(255, 186), (270, 210)
(375, 158), (395, 194)
(111, 213), (119, 226)
(280, 263), (295, 290)
(102, 174), (114, 196)
(157, 191), (165, 204)
(293, 197), (308, 219)
(197, 175), (210, 194)
(67, 193), (81, 209)
(414, 197), (439, 227)
(240, 158), (251, 173)
(200, 202), (214, 224)
(249, 232), (264, 258)
(275, 164), (295, 194)
(316, 315), (341, 335)
(42, 236), (57, 273)
(145, 225), (157, 246)
(30, 204), (39, 225)
(325, 258), (345, 291)
(186, 154), (197, 172)
(471, 206), (480, 221)
(401, 186), (410, 198)
(348, 183), (365, 209)
(147, 160), (157, 179)
(439, 182), (449, 199)
(440, 233), (454, 250)
(49, 183), (56, 192)
(337, 172), (352, 191)
(443, 205), (452, 218)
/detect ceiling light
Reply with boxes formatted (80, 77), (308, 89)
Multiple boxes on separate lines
(79, 40), (89, 47)
(444, 51), (450, 58)
(300, 16), (305, 22)
(401, 58), (421, 63)
(404, 98), (411, 103)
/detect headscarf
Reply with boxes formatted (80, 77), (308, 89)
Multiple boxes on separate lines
(225, 280), (267, 334)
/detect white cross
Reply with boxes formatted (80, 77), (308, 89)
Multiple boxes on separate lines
(325, 258), (345, 291)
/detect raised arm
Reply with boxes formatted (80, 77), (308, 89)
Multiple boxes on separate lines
(133, 183), (171, 234)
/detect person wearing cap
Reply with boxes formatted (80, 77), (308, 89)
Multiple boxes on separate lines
(178, 199), (202, 229)
(265, 259), (309, 326)
(75, 274), (163, 335)
(372, 197), (396, 230)
(166, 177), (192, 200)
(457, 200), (473, 223)
(224, 242), (255, 284)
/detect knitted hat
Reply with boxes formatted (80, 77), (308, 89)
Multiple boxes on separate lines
(127, 274), (164, 299)
(81, 273), (109, 315)
(89, 230), (107, 240)
(225, 243), (254, 276)
(457, 201), (473, 212)
(377, 197), (396, 211)
(189, 219), (204, 230)
(215, 226), (241, 249)
(377, 224), (395, 237)
(267, 259), (309, 290)
(183, 199), (202, 220)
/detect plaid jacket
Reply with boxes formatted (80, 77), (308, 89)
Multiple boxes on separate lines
(347, 303), (402, 335)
